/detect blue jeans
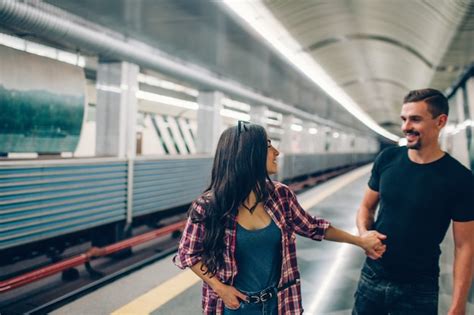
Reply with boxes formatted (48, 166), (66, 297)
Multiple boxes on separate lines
(223, 287), (278, 315)
(352, 262), (438, 315)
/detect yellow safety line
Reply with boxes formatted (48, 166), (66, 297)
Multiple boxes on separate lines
(111, 269), (200, 315)
(111, 164), (372, 314)
(299, 164), (372, 209)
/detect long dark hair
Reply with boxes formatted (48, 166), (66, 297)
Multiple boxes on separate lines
(190, 123), (274, 276)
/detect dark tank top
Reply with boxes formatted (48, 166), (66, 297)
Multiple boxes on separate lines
(233, 219), (282, 292)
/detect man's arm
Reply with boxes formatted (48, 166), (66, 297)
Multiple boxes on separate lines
(356, 187), (380, 235)
(448, 220), (474, 315)
(356, 187), (385, 260)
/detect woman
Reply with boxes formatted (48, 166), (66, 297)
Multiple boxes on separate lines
(174, 122), (385, 315)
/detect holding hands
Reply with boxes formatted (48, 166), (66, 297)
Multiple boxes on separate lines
(322, 225), (386, 259)
(359, 230), (387, 260)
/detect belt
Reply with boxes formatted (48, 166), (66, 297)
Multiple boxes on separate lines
(246, 279), (300, 304)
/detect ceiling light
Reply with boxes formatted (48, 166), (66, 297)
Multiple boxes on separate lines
(220, 108), (251, 121)
(222, 98), (251, 112)
(136, 90), (199, 110)
(0, 32), (85, 67)
(137, 73), (199, 97)
(268, 126), (284, 135)
(290, 124), (303, 132)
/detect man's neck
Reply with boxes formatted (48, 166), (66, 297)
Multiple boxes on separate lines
(408, 143), (445, 164)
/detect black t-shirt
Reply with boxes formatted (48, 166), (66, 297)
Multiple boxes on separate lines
(366, 146), (474, 280)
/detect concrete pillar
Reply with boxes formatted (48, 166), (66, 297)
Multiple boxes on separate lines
(465, 78), (474, 170)
(250, 105), (268, 129)
(197, 91), (223, 154)
(466, 78), (474, 119)
(280, 115), (303, 153)
(451, 89), (470, 168)
(455, 88), (466, 123)
(302, 121), (317, 153)
(95, 61), (138, 158)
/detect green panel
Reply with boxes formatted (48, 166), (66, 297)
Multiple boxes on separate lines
(0, 85), (84, 153)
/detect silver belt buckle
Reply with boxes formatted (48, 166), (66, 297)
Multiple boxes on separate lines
(260, 291), (273, 302)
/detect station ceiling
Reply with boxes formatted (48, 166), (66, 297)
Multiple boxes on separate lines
(1, 0), (473, 138)
(264, 0), (474, 134)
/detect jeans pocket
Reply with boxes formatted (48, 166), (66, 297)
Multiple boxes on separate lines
(361, 263), (378, 280)
(224, 302), (243, 312)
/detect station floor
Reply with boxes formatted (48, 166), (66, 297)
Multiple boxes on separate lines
(52, 165), (473, 315)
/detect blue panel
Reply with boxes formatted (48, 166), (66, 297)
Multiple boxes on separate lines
(0, 160), (127, 250)
(278, 153), (376, 181)
(133, 157), (213, 216)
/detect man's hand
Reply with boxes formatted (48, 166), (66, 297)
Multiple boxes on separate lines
(214, 283), (248, 309)
(360, 230), (387, 260)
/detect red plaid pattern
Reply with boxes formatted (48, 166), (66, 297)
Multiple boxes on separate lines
(174, 181), (330, 314)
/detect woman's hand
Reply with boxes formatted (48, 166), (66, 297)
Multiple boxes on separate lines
(360, 230), (387, 260)
(214, 283), (248, 309)
(190, 262), (248, 309)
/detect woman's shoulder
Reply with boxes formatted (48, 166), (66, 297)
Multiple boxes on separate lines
(270, 180), (287, 189)
(191, 191), (213, 214)
(268, 181), (293, 198)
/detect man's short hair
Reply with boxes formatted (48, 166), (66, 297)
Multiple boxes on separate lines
(403, 88), (449, 117)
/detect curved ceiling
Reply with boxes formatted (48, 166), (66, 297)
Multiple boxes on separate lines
(264, 0), (474, 135)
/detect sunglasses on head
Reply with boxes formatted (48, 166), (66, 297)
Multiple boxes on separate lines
(237, 120), (250, 136)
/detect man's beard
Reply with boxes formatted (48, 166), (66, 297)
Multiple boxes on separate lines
(407, 140), (421, 150)
(405, 130), (421, 150)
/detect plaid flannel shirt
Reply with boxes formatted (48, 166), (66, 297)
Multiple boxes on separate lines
(173, 181), (330, 314)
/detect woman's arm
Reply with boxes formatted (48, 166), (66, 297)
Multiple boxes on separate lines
(283, 184), (386, 258)
(190, 262), (248, 309)
(324, 225), (386, 259)
(285, 186), (330, 241)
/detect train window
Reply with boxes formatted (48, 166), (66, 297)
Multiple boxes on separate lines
(177, 118), (196, 154)
(186, 118), (196, 141)
(151, 115), (170, 154)
(163, 115), (181, 154)
(174, 117), (191, 154)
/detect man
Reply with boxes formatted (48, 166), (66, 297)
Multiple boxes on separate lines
(352, 88), (474, 315)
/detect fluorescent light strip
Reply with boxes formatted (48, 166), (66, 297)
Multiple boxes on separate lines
(268, 126), (284, 135)
(221, 1), (399, 142)
(309, 128), (318, 134)
(137, 90), (252, 121)
(441, 119), (474, 136)
(290, 123), (303, 132)
(0, 32), (85, 67)
(265, 109), (283, 122)
(222, 98), (251, 112)
(96, 84), (122, 94)
(220, 108), (251, 121)
(136, 90), (199, 111)
(137, 73), (199, 97)
(266, 117), (282, 126)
